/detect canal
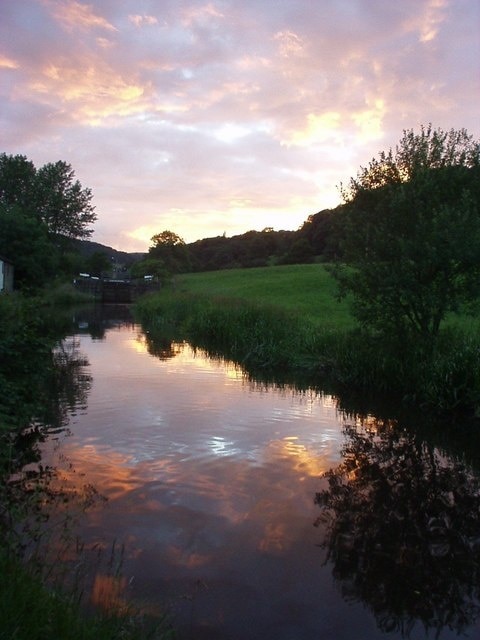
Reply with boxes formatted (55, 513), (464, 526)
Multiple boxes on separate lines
(25, 306), (480, 639)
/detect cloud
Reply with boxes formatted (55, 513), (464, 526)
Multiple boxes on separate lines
(43, 0), (117, 32)
(0, 54), (19, 69)
(351, 98), (386, 143)
(25, 58), (149, 125)
(1, 0), (479, 251)
(128, 14), (158, 28)
(405, 0), (449, 43)
(274, 30), (307, 58)
(180, 2), (225, 27)
(282, 112), (342, 147)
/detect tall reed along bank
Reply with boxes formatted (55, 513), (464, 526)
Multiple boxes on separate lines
(134, 264), (480, 422)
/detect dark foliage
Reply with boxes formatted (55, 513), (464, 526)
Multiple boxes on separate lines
(187, 228), (297, 271)
(297, 208), (341, 259)
(0, 204), (59, 290)
(0, 152), (98, 289)
(331, 125), (480, 341)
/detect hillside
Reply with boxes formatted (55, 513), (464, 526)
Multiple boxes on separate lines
(71, 238), (145, 265)
(72, 206), (339, 273)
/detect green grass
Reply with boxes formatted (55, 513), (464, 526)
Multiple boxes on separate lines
(135, 264), (480, 418)
(175, 264), (354, 330)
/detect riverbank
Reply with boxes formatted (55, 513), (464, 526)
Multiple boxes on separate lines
(0, 292), (172, 640)
(134, 264), (480, 420)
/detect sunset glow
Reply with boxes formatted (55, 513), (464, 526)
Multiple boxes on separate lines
(1, 0), (478, 251)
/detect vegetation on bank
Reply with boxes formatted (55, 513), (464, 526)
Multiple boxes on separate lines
(0, 549), (170, 640)
(0, 153), (98, 291)
(135, 263), (480, 419)
(0, 150), (174, 637)
(332, 125), (480, 343)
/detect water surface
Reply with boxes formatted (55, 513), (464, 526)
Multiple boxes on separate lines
(37, 308), (480, 639)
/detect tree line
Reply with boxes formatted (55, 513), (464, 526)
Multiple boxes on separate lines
(131, 227), (306, 278)
(130, 210), (337, 278)
(2, 124), (480, 345)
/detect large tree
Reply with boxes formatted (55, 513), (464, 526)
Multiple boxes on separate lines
(0, 153), (97, 288)
(148, 230), (191, 273)
(0, 153), (96, 240)
(333, 125), (480, 342)
(34, 160), (96, 239)
(0, 153), (36, 209)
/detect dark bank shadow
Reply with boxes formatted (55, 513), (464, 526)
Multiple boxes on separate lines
(2, 331), (94, 556)
(72, 303), (136, 340)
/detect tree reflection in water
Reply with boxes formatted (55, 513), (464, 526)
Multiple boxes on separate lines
(140, 332), (184, 360)
(2, 334), (96, 560)
(7, 336), (92, 472)
(43, 336), (92, 429)
(315, 417), (480, 637)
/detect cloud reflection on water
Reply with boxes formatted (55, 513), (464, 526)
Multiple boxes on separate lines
(43, 322), (437, 639)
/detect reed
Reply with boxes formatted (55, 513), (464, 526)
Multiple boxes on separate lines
(136, 291), (306, 368)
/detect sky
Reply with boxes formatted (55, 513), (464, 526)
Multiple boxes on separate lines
(1, 0), (479, 253)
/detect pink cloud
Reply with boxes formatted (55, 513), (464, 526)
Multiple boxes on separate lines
(0, 54), (19, 69)
(1, 0), (478, 251)
(43, 0), (117, 32)
(180, 2), (225, 27)
(128, 14), (159, 28)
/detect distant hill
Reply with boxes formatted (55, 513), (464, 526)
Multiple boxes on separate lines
(70, 238), (145, 265)
(71, 206), (340, 273)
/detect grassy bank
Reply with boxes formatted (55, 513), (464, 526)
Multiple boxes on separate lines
(174, 264), (354, 330)
(135, 264), (480, 419)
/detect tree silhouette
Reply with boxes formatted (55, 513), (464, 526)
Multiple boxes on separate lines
(332, 126), (480, 342)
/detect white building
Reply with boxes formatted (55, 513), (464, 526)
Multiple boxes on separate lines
(0, 255), (14, 292)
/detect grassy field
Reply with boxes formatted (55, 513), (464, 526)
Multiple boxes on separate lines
(175, 263), (480, 333)
(175, 263), (354, 330)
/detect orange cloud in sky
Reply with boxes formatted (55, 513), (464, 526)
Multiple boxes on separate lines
(29, 60), (148, 125)
(351, 98), (386, 142)
(0, 54), (19, 69)
(284, 111), (342, 147)
(44, 0), (117, 32)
